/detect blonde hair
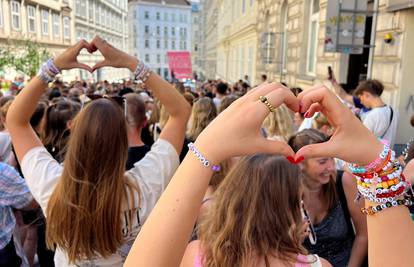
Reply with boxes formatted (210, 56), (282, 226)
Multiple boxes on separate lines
(187, 97), (217, 141)
(46, 99), (139, 264)
(200, 155), (307, 267)
(263, 104), (294, 142)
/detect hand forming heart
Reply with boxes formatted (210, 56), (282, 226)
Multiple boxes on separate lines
(194, 83), (382, 166)
(53, 36), (138, 73)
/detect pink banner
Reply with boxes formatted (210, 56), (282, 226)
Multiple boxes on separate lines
(167, 51), (192, 79)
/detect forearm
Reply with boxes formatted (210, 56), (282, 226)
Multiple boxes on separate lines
(6, 77), (47, 128)
(125, 154), (213, 267)
(347, 235), (367, 267)
(127, 57), (191, 119)
(366, 204), (414, 266)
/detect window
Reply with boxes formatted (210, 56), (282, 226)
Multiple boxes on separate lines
(306, 0), (319, 75)
(63, 17), (70, 39)
(88, 0), (94, 21)
(75, 0), (81, 16)
(145, 25), (149, 34)
(156, 12), (160, 20)
(145, 54), (150, 63)
(172, 40), (175, 49)
(164, 39), (168, 49)
(53, 13), (60, 37)
(100, 6), (105, 26)
(27, 5), (36, 32)
(156, 26), (160, 35)
(183, 41), (187, 50)
(157, 54), (161, 63)
(144, 11), (149, 19)
(164, 26), (168, 36)
(242, 0), (246, 13)
(156, 40), (160, 49)
(171, 13), (175, 22)
(11, 0), (21, 30)
(145, 40), (149, 48)
(172, 27), (175, 36)
(194, 44), (198, 51)
(42, 10), (49, 36)
(164, 13), (168, 21)
(95, 4), (100, 24)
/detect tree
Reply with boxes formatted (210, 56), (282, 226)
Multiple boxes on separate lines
(0, 39), (50, 78)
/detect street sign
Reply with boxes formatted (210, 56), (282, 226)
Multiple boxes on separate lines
(325, 0), (368, 54)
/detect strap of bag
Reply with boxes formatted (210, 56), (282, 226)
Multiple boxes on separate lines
(380, 106), (394, 139)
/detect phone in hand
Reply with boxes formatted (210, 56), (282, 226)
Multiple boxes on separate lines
(328, 66), (333, 80)
(301, 200), (317, 245)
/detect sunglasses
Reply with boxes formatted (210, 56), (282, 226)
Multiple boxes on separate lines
(82, 94), (128, 118)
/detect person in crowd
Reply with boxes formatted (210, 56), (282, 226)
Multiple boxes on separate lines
(188, 154), (330, 266)
(187, 97), (217, 142)
(261, 74), (268, 83)
(289, 129), (367, 267)
(124, 84), (414, 267)
(212, 82), (228, 109)
(41, 98), (81, 163)
(263, 104), (294, 142)
(6, 36), (191, 266)
(354, 80), (399, 147)
(218, 95), (238, 114)
(0, 99), (16, 166)
(0, 162), (37, 267)
(312, 113), (334, 137)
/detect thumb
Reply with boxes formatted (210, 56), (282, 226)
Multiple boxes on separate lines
(295, 140), (336, 161)
(72, 62), (93, 73)
(257, 138), (295, 157)
(92, 60), (109, 72)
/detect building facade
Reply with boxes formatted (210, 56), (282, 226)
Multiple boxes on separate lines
(255, 0), (413, 145)
(202, 0), (218, 80)
(128, 0), (192, 80)
(216, 0), (259, 85)
(190, 0), (205, 80)
(0, 0), (73, 79)
(73, 0), (129, 82)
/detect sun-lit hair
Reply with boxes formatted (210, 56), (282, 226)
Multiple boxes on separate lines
(200, 155), (307, 267)
(263, 104), (294, 142)
(187, 97), (217, 141)
(46, 99), (139, 264)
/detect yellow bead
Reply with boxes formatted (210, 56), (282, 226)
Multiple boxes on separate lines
(382, 182), (389, 189)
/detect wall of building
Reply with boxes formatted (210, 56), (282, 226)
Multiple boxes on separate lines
(203, 0), (218, 79)
(129, 1), (192, 80)
(216, 0), (259, 85)
(73, 0), (129, 82)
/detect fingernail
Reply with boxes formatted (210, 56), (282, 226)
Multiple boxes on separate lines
(286, 156), (296, 164)
(304, 111), (310, 118)
(295, 156), (305, 164)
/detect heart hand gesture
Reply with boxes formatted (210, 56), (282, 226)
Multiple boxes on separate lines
(53, 40), (94, 72)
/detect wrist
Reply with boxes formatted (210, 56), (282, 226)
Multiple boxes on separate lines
(126, 56), (139, 72)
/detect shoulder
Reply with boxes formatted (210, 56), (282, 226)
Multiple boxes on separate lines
(180, 240), (202, 267)
(319, 256), (332, 267)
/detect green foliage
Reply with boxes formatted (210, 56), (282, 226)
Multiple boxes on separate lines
(0, 39), (50, 77)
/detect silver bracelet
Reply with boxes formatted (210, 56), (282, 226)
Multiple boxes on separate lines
(187, 142), (220, 172)
(133, 60), (152, 83)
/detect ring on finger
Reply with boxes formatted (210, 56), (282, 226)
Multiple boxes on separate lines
(259, 95), (276, 112)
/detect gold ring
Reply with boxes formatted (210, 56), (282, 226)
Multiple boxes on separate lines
(259, 95), (276, 112)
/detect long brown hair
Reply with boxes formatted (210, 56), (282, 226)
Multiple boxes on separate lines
(199, 155), (307, 267)
(288, 129), (338, 211)
(187, 97), (217, 141)
(46, 99), (139, 263)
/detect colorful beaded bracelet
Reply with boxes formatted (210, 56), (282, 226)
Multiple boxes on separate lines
(361, 196), (413, 215)
(187, 143), (221, 172)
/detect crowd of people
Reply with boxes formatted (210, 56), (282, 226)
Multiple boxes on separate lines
(0, 36), (414, 267)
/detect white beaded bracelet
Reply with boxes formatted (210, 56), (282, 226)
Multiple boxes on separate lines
(187, 143), (220, 172)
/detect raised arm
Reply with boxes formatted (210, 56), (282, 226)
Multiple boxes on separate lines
(124, 83), (299, 266)
(91, 36), (191, 154)
(6, 40), (92, 162)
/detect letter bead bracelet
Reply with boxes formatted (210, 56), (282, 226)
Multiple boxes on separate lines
(187, 143), (221, 172)
(133, 60), (152, 83)
(37, 58), (61, 84)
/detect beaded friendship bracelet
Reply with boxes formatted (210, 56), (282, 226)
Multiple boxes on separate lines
(133, 60), (152, 83)
(37, 58), (61, 84)
(187, 143), (220, 172)
(361, 196), (413, 215)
